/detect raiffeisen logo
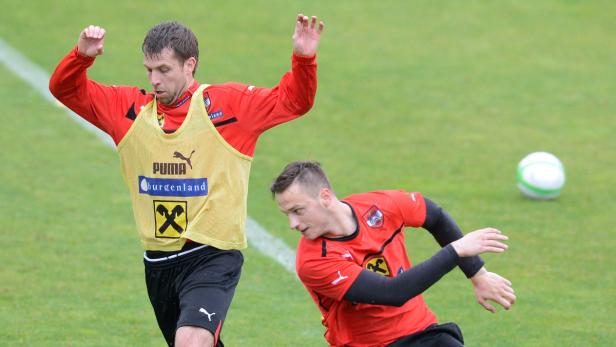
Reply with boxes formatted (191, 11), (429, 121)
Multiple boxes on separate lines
(138, 176), (208, 197)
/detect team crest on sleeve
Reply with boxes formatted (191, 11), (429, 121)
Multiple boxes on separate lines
(364, 255), (391, 276)
(204, 92), (211, 111)
(363, 206), (384, 228)
(153, 200), (188, 238)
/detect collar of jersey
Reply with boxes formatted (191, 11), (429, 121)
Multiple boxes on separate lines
(323, 201), (360, 242)
(157, 80), (199, 112)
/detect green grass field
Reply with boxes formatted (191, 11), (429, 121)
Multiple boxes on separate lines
(1, 1), (615, 346)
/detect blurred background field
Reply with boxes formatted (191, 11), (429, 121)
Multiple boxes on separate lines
(1, 1), (614, 346)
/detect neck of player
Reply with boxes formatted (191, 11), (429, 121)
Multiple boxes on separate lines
(325, 201), (357, 239)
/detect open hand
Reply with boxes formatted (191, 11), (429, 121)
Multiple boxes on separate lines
(451, 228), (508, 257)
(292, 14), (324, 57)
(471, 269), (516, 313)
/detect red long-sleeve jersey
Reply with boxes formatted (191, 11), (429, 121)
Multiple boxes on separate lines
(49, 47), (318, 156)
(296, 190), (437, 347)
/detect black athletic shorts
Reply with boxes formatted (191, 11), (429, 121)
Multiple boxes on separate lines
(144, 243), (243, 347)
(387, 322), (464, 347)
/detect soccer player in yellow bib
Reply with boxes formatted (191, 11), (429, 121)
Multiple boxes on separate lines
(50, 15), (324, 347)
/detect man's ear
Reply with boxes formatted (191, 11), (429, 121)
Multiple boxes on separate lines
(184, 57), (197, 76)
(319, 187), (333, 207)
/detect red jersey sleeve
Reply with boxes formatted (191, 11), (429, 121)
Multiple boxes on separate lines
(226, 54), (317, 134)
(297, 245), (363, 301)
(388, 190), (427, 228)
(49, 47), (142, 144)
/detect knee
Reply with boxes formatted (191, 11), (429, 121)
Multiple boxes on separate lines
(175, 326), (215, 347)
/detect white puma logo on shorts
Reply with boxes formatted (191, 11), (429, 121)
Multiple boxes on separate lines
(199, 307), (216, 321)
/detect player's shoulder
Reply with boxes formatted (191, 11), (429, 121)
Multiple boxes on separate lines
(108, 84), (150, 97)
(344, 190), (425, 226)
(297, 237), (322, 260)
(104, 85), (153, 118)
(344, 190), (409, 210)
(296, 237), (357, 280)
(121, 87), (153, 112)
(203, 82), (258, 96)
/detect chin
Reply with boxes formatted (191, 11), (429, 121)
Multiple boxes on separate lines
(304, 231), (320, 240)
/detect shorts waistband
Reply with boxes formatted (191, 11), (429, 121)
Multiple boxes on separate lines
(144, 243), (208, 263)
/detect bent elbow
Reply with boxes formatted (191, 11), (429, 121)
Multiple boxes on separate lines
(48, 77), (59, 97)
(296, 98), (315, 115)
(48, 73), (64, 99)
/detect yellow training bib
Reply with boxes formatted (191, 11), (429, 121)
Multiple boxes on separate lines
(117, 84), (252, 251)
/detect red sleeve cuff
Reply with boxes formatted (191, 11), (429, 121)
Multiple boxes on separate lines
(292, 53), (316, 64)
(71, 46), (96, 64)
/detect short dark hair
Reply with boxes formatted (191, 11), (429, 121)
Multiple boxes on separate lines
(270, 161), (333, 198)
(142, 21), (199, 76)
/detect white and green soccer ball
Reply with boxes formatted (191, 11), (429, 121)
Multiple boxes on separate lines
(516, 152), (565, 200)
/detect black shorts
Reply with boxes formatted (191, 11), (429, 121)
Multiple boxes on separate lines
(387, 322), (464, 347)
(144, 243), (243, 347)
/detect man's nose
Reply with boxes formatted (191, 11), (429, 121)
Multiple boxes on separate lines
(149, 72), (160, 86)
(288, 215), (300, 230)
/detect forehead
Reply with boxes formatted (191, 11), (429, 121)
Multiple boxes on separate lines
(143, 47), (180, 67)
(275, 183), (315, 210)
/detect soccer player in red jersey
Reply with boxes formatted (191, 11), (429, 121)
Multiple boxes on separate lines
(49, 16), (323, 347)
(271, 161), (516, 347)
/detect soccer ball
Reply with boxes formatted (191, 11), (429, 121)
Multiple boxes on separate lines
(516, 152), (565, 200)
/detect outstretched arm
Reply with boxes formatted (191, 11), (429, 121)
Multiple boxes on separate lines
(422, 197), (487, 278)
(344, 228), (509, 306)
(423, 197), (516, 312)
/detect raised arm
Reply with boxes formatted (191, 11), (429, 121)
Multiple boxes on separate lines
(228, 14), (325, 133)
(49, 25), (140, 143)
(49, 25), (107, 103)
